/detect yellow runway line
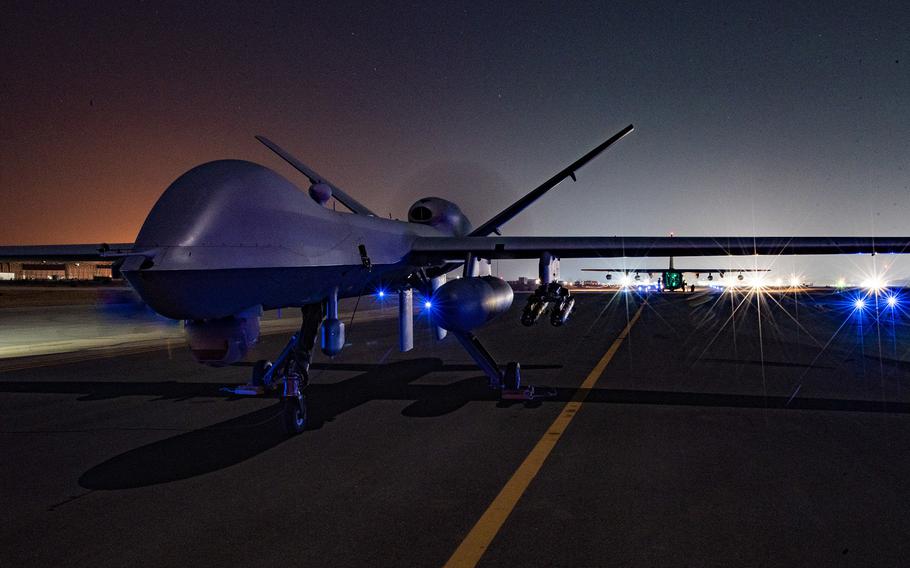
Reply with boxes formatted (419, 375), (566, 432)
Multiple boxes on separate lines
(444, 301), (646, 568)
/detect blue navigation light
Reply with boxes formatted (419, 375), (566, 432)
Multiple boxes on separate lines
(886, 295), (899, 308)
(424, 300), (432, 309)
(854, 298), (866, 310)
(377, 290), (385, 298)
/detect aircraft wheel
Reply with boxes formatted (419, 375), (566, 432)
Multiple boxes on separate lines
(504, 362), (521, 391)
(251, 359), (272, 386)
(282, 395), (307, 435)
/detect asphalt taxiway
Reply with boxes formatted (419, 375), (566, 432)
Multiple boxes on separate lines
(0, 287), (394, 362)
(2, 290), (909, 567)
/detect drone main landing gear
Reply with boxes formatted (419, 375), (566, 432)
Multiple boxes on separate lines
(451, 331), (556, 401)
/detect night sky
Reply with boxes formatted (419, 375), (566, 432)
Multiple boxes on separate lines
(2, 2), (908, 282)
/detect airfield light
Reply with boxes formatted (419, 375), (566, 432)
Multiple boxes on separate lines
(835, 277), (846, 290)
(861, 275), (887, 293)
(886, 295), (899, 308)
(746, 274), (766, 290)
(854, 298), (866, 310)
(789, 275), (801, 288)
(424, 300), (433, 309)
(377, 290), (386, 298)
(619, 275), (633, 287)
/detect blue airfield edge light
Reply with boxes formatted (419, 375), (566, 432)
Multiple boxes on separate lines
(843, 287), (905, 317)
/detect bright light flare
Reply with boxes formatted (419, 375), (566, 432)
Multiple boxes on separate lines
(745, 274), (767, 290)
(861, 274), (888, 293)
(424, 300), (433, 309)
(618, 275), (633, 287)
(854, 298), (866, 310)
(788, 274), (802, 288)
(886, 295), (899, 308)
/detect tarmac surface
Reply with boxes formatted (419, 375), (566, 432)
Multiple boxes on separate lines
(2, 290), (910, 567)
(0, 287), (394, 361)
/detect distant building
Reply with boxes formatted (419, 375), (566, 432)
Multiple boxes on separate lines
(507, 276), (538, 291)
(0, 261), (113, 281)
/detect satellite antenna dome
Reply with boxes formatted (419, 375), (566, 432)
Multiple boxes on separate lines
(309, 182), (333, 206)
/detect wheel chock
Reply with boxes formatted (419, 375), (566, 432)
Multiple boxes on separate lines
(501, 385), (557, 401)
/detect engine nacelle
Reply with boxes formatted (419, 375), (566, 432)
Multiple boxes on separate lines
(321, 317), (345, 356)
(185, 307), (261, 366)
(431, 276), (513, 332)
(407, 197), (472, 236)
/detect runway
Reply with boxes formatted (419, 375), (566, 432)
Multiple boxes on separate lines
(0, 285), (395, 363)
(2, 290), (910, 567)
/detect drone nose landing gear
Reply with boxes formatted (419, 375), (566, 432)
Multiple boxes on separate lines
(222, 303), (325, 435)
(221, 331), (310, 434)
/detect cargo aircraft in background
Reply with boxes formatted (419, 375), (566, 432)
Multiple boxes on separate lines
(582, 252), (771, 291)
(4, 123), (910, 434)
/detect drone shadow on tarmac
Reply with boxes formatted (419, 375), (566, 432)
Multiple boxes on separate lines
(2, 357), (909, 490)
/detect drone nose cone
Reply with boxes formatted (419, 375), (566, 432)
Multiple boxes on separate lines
(134, 160), (307, 248)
